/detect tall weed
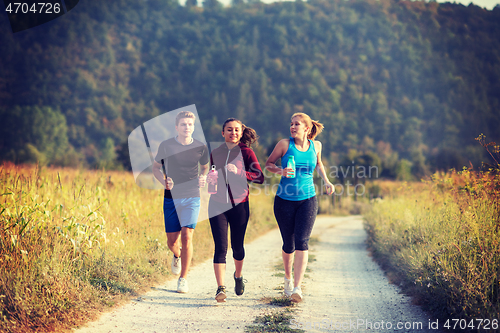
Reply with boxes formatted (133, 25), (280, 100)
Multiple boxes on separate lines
(365, 169), (500, 324)
(0, 163), (276, 332)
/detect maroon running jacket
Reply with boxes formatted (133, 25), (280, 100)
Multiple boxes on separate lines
(209, 142), (264, 204)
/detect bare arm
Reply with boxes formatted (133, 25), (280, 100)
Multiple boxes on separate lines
(153, 161), (173, 190)
(265, 139), (294, 177)
(314, 141), (334, 195)
(198, 163), (209, 187)
(152, 161), (166, 187)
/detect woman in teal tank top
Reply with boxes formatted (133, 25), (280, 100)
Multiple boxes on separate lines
(265, 112), (334, 303)
(276, 137), (317, 201)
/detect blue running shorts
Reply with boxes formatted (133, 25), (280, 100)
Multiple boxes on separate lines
(163, 197), (200, 233)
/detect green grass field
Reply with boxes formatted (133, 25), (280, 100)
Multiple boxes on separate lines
(0, 163), (276, 333)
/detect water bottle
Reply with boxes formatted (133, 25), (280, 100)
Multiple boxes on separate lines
(208, 165), (218, 194)
(287, 156), (296, 178)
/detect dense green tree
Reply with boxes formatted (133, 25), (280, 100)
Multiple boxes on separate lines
(0, 0), (499, 174)
(0, 106), (74, 165)
(203, 0), (222, 9)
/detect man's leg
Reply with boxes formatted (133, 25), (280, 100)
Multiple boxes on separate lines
(164, 197), (182, 268)
(179, 226), (194, 278)
(168, 197), (199, 294)
(166, 231), (181, 258)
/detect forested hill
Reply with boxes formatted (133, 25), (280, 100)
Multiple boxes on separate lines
(1, 0), (499, 178)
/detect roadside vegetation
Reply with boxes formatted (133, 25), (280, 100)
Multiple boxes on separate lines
(246, 308), (304, 333)
(0, 163), (276, 333)
(364, 137), (500, 326)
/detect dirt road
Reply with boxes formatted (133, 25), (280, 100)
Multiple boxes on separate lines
(73, 215), (437, 333)
(292, 216), (438, 332)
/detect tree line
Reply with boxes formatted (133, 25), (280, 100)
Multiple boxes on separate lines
(0, 0), (499, 179)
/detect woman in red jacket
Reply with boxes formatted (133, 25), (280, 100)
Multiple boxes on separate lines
(208, 118), (264, 302)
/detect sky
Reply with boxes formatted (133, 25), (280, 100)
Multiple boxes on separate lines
(212, 0), (500, 9)
(416, 0), (498, 9)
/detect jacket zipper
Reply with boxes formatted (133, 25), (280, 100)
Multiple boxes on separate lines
(225, 149), (231, 203)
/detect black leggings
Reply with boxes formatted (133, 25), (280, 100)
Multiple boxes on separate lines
(209, 200), (250, 264)
(273, 195), (318, 254)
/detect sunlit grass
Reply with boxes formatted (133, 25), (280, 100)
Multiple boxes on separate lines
(0, 163), (276, 332)
(364, 169), (500, 321)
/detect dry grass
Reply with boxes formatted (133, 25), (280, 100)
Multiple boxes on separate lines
(364, 169), (500, 323)
(0, 162), (276, 333)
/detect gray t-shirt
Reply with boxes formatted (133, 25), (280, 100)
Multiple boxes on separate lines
(154, 137), (209, 199)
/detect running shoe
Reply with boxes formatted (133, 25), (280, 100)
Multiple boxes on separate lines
(215, 286), (227, 302)
(177, 277), (189, 293)
(291, 286), (302, 303)
(234, 273), (246, 296)
(284, 277), (293, 297)
(171, 254), (181, 275)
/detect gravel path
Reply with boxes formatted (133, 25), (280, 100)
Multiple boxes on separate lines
(293, 215), (438, 332)
(73, 215), (438, 333)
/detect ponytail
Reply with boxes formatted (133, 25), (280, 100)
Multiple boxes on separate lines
(308, 120), (324, 140)
(240, 126), (259, 148)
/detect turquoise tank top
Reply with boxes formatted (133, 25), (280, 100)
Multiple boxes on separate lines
(276, 138), (317, 201)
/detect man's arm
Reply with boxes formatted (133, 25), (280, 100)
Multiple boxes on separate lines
(153, 161), (174, 190)
(198, 163), (209, 188)
(153, 161), (166, 187)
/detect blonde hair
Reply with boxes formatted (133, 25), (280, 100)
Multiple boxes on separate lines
(291, 112), (324, 140)
(175, 111), (196, 125)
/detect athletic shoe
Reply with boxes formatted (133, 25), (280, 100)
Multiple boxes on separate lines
(215, 286), (227, 302)
(284, 277), (293, 297)
(171, 254), (181, 275)
(291, 286), (302, 303)
(234, 273), (246, 296)
(177, 277), (189, 293)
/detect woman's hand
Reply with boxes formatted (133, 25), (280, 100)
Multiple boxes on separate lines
(226, 163), (238, 174)
(324, 182), (335, 195)
(281, 167), (295, 178)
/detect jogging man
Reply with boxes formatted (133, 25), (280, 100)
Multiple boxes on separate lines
(152, 110), (209, 293)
